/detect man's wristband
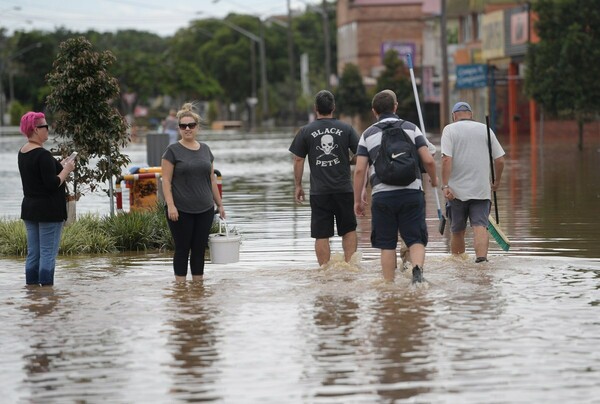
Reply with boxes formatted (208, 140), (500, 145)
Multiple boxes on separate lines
(441, 185), (450, 190)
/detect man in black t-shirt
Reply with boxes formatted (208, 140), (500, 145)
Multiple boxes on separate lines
(289, 90), (359, 266)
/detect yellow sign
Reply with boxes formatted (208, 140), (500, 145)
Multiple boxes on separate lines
(482, 10), (505, 60)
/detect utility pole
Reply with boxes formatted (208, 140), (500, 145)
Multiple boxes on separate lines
(287, 0), (297, 128)
(0, 42), (42, 126)
(250, 40), (257, 132)
(322, 0), (331, 89)
(440, 0), (450, 129)
(259, 22), (269, 124)
(218, 19), (268, 128)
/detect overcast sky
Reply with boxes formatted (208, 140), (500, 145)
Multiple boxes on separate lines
(1, 0), (322, 37)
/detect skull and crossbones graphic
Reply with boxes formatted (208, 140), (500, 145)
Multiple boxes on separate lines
(316, 134), (339, 159)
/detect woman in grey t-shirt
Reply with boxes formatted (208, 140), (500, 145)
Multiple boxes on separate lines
(161, 103), (225, 281)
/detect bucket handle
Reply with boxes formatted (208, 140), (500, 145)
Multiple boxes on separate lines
(216, 216), (229, 237)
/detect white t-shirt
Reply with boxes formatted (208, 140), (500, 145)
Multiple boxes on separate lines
(441, 120), (505, 201)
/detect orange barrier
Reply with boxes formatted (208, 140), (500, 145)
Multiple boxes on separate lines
(115, 167), (223, 212)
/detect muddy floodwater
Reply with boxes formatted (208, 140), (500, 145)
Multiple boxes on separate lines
(1, 131), (599, 403)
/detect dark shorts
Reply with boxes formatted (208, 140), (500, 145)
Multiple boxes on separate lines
(371, 189), (428, 249)
(447, 199), (491, 233)
(310, 192), (357, 239)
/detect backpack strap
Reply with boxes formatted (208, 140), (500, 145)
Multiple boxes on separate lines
(374, 119), (404, 131)
(376, 119), (412, 145)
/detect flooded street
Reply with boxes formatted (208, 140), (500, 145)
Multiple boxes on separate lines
(1, 131), (599, 402)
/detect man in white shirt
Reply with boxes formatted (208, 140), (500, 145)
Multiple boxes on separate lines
(441, 102), (505, 262)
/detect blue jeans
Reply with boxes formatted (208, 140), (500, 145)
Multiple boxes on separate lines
(24, 220), (64, 286)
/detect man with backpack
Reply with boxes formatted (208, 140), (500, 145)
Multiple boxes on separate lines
(353, 90), (438, 283)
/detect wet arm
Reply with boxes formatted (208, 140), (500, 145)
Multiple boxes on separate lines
(492, 156), (505, 191)
(211, 165), (225, 218)
(441, 154), (452, 187)
(353, 156), (368, 216)
(441, 154), (453, 199)
(292, 155), (305, 203)
(161, 159), (175, 209)
(418, 146), (438, 187)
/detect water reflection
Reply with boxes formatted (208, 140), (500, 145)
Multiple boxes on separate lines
(309, 295), (362, 393)
(164, 281), (220, 401)
(370, 291), (432, 401)
(0, 252), (598, 402)
(21, 287), (60, 379)
(18, 286), (127, 402)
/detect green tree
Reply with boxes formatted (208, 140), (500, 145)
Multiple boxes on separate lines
(335, 63), (369, 125)
(9, 100), (30, 125)
(46, 36), (130, 204)
(5, 30), (58, 112)
(525, 0), (600, 150)
(3, 9), (340, 128)
(375, 49), (414, 120)
(293, 6), (337, 91)
(189, 16), (259, 104)
(171, 16), (255, 119)
(91, 30), (170, 106)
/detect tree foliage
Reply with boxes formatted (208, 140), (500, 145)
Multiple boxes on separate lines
(375, 50), (414, 121)
(3, 30), (57, 113)
(46, 37), (130, 198)
(335, 63), (369, 120)
(2, 4), (338, 127)
(525, 0), (600, 149)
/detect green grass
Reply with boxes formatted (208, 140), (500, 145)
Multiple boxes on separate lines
(0, 219), (28, 256)
(61, 214), (116, 255)
(102, 208), (170, 251)
(0, 206), (234, 257)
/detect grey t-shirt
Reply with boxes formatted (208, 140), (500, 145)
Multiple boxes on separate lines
(162, 142), (214, 214)
(289, 118), (359, 195)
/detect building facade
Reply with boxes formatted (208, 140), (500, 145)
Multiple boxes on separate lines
(334, 0), (535, 136)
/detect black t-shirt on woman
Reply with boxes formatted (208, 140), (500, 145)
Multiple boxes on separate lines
(18, 148), (67, 222)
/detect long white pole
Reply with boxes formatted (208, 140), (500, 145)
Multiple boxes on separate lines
(406, 54), (443, 223)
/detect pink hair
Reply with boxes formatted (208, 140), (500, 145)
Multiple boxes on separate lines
(20, 111), (46, 138)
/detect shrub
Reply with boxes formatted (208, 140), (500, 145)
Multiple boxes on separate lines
(145, 205), (174, 250)
(0, 219), (27, 256)
(60, 214), (116, 255)
(102, 210), (161, 251)
(0, 207), (234, 256)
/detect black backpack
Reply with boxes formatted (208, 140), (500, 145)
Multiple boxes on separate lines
(373, 120), (421, 186)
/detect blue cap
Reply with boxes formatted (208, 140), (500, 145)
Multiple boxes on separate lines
(452, 102), (472, 113)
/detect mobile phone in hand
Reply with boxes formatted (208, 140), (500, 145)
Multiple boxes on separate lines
(67, 152), (78, 161)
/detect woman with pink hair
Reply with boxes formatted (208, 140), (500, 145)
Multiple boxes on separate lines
(18, 111), (76, 286)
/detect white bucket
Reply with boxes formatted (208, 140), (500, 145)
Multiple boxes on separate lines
(208, 219), (241, 264)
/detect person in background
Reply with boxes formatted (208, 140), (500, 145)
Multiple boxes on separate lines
(353, 90), (438, 284)
(289, 90), (360, 266)
(441, 101), (505, 263)
(161, 103), (225, 282)
(18, 111), (76, 286)
(163, 109), (179, 144)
